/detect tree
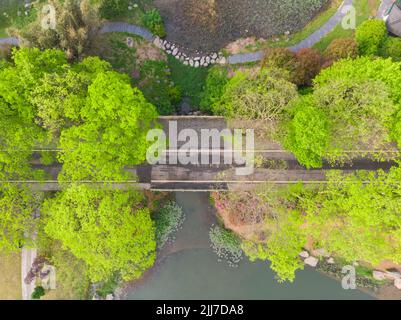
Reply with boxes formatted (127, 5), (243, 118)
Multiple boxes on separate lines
(58, 71), (158, 183)
(302, 168), (401, 265)
(11, 0), (101, 61)
(0, 185), (37, 251)
(355, 19), (387, 56)
(98, 0), (130, 19)
(43, 185), (156, 282)
(284, 95), (330, 168)
(213, 68), (298, 121)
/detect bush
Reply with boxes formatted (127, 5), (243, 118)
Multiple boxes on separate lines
(31, 286), (45, 300)
(142, 9), (166, 38)
(262, 48), (299, 83)
(209, 224), (243, 267)
(380, 36), (401, 61)
(213, 68), (298, 120)
(295, 48), (323, 86)
(154, 202), (185, 249)
(98, 0), (130, 19)
(324, 38), (359, 62)
(355, 19), (387, 56)
(200, 66), (229, 113)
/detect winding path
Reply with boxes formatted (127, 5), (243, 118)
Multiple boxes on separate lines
(0, 0), (355, 65)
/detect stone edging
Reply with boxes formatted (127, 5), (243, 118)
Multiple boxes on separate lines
(0, 0), (355, 67)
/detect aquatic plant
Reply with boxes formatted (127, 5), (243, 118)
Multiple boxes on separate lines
(209, 224), (243, 267)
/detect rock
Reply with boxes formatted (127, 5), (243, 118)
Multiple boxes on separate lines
(217, 57), (227, 64)
(200, 57), (205, 65)
(304, 256), (319, 267)
(314, 248), (330, 258)
(394, 279), (401, 290)
(205, 56), (211, 64)
(153, 37), (164, 50)
(106, 294), (114, 300)
(172, 48), (179, 56)
(194, 61), (200, 68)
(284, 30), (290, 36)
(183, 60), (189, 66)
(210, 59), (216, 64)
(373, 271), (386, 281)
(165, 43), (171, 49)
(327, 257), (335, 264)
(211, 53), (218, 59)
(194, 57), (201, 61)
(166, 50), (172, 54)
(299, 251), (309, 259)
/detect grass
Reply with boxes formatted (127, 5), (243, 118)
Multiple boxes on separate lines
(313, 0), (381, 51)
(168, 55), (209, 106)
(0, 251), (21, 300)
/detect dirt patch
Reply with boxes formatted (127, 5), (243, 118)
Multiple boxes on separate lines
(154, 0), (330, 52)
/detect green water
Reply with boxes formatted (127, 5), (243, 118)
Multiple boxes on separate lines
(127, 192), (374, 300)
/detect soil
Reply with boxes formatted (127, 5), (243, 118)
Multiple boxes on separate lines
(154, 0), (330, 52)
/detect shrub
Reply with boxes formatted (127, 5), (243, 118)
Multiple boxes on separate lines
(295, 48), (323, 86)
(380, 36), (401, 61)
(262, 48), (299, 83)
(200, 66), (228, 113)
(213, 68), (298, 120)
(283, 95), (330, 168)
(31, 286), (45, 300)
(324, 38), (359, 62)
(209, 224), (243, 267)
(98, 0), (130, 19)
(142, 9), (166, 38)
(154, 202), (185, 249)
(355, 19), (387, 56)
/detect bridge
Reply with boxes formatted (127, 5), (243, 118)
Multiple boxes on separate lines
(6, 117), (398, 192)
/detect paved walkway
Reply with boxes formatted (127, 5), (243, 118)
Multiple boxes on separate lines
(377, 0), (394, 18)
(21, 247), (37, 300)
(0, 0), (355, 65)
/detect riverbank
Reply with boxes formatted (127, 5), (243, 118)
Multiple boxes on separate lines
(121, 192), (374, 300)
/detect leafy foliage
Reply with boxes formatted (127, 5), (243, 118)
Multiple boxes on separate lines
(212, 68), (298, 120)
(141, 9), (166, 38)
(284, 95), (330, 168)
(43, 185), (156, 282)
(380, 36), (401, 61)
(355, 19), (387, 56)
(200, 66), (229, 113)
(31, 286), (45, 299)
(11, 0), (101, 61)
(324, 38), (359, 62)
(58, 70), (158, 183)
(0, 185), (37, 251)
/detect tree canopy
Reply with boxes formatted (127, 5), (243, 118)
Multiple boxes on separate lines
(43, 185), (156, 282)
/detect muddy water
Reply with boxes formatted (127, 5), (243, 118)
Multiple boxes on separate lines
(126, 192), (373, 300)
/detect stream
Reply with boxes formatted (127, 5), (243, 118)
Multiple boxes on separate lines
(126, 192), (374, 300)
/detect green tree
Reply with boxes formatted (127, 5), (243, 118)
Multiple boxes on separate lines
(284, 95), (330, 168)
(58, 71), (158, 183)
(213, 68), (298, 120)
(355, 19), (387, 56)
(200, 66), (228, 113)
(0, 185), (37, 251)
(43, 185), (156, 282)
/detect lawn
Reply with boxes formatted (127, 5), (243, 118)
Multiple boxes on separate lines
(168, 55), (209, 106)
(313, 0), (381, 51)
(0, 251), (21, 300)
